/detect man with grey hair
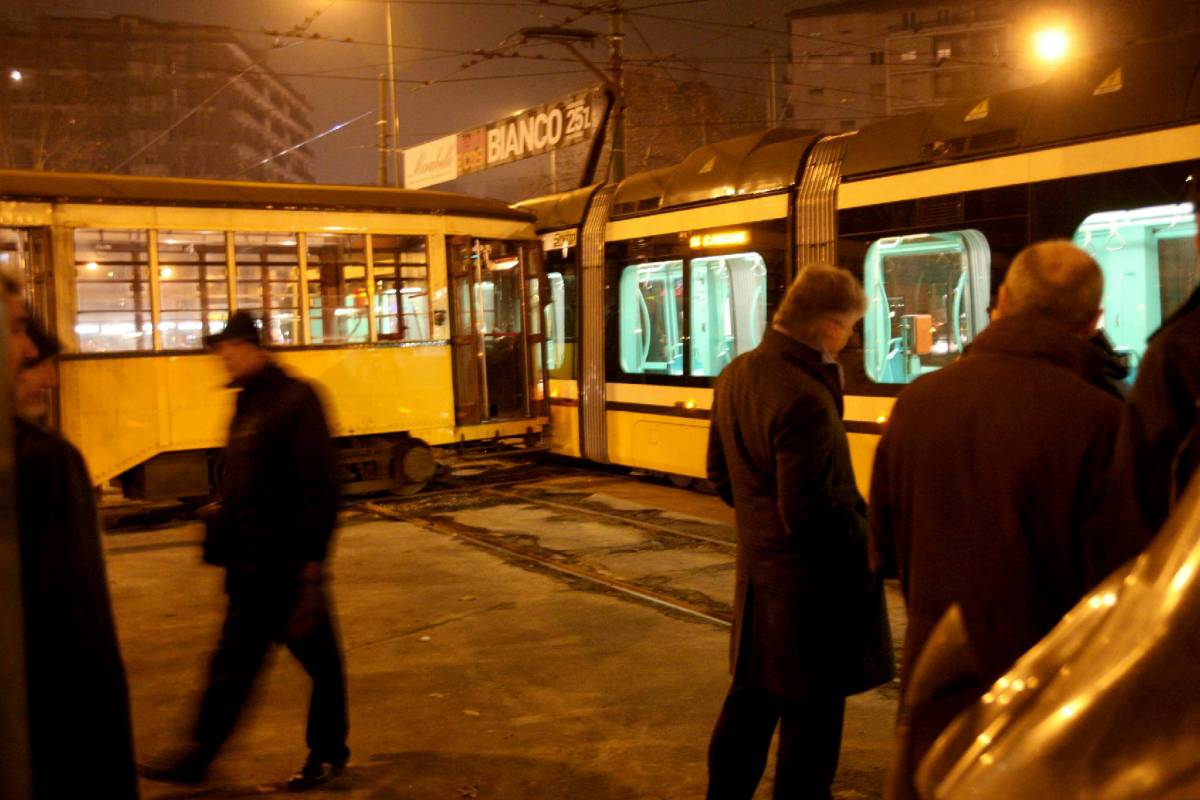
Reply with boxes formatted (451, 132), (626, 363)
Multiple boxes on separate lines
(869, 240), (1147, 796)
(706, 265), (893, 800)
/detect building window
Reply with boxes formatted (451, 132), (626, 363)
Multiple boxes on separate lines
(808, 87), (825, 96)
(901, 50), (918, 62)
(371, 234), (430, 340)
(157, 230), (230, 350)
(870, 51), (885, 65)
(305, 233), (369, 344)
(74, 229), (152, 353)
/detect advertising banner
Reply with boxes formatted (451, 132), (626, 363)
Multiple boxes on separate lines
(402, 134), (458, 190)
(401, 88), (606, 189)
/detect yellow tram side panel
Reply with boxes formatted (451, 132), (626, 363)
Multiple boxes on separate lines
(59, 346), (462, 485)
(600, 385), (895, 497)
(547, 377), (582, 457)
(604, 383), (713, 479)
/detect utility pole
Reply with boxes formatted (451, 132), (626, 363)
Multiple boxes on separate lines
(767, 49), (778, 129)
(608, 1), (626, 181)
(384, 1), (401, 186)
(377, 73), (389, 186)
(519, 1), (626, 184)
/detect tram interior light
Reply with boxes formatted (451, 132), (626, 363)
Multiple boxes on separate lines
(1033, 27), (1070, 63)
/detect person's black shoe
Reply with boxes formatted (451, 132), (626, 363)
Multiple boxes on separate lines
(137, 748), (210, 785)
(286, 751), (348, 792)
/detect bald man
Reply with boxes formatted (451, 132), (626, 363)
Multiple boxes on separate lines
(868, 241), (1148, 793)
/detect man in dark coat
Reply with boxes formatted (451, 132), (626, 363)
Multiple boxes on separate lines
(140, 311), (349, 792)
(706, 265), (894, 800)
(1120, 181), (1200, 532)
(4, 279), (139, 799)
(869, 241), (1150, 795)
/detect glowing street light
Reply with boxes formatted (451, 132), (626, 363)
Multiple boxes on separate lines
(9, 69), (22, 82)
(1033, 27), (1071, 64)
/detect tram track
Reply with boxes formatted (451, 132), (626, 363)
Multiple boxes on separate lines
(359, 498), (734, 628)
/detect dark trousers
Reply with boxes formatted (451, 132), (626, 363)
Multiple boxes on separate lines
(191, 584), (349, 763)
(706, 683), (845, 800)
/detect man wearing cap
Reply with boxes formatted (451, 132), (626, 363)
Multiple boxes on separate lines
(140, 310), (349, 791)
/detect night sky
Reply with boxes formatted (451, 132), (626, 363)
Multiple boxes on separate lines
(14, 0), (822, 194)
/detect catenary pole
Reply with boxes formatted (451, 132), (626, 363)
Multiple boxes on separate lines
(377, 73), (389, 186)
(385, 1), (402, 185)
(609, 1), (626, 181)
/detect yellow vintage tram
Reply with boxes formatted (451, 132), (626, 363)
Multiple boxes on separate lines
(0, 172), (548, 497)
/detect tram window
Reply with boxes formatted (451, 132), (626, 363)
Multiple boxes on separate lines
(306, 233), (368, 345)
(689, 252), (768, 377)
(371, 234), (430, 340)
(1074, 202), (1197, 381)
(74, 229), (152, 353)
(232, 232), (301, 345)
(862, 229), (991, 384)
(619, 260), (684, 376)
(545, 272), (569, 372)
(156, 230), (229, 350)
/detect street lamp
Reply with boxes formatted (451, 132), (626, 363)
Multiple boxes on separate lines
(9, 69), (22, 82)
(1033, 27), (1071, 64)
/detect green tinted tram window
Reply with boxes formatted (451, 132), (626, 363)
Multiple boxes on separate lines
(863, 230), (990, 384)
(689, 252), (768, 377)
(619, 260), (684, 375)
(545, 272), (568, 372)
(1074, 202), (1197, 381)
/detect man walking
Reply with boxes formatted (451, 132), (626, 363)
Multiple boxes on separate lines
(869, 241), (1149, 790)
(4, 277), (139, 799)
(706, 266), (893, 800)
(141, 310), (349, 791)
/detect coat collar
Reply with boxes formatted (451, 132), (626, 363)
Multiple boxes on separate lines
(966, 315), (1108, 386)
(232, 360), (287, 396)
(760, 328), (845, 414)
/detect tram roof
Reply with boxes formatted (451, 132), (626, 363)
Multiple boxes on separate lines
(0, 169), (535, 221)
(612, 129), (820, 217)
(841, 31), (1200, 180)
(515, 184), (602, 232)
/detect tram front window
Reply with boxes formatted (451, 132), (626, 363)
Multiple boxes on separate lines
(863, 229), (991, 384)
(619, 260), (684, 376)
(1074, 202), (1197, 382)
(689, 252), (768, 377)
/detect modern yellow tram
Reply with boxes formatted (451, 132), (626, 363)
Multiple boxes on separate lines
(520, 34), (1200, 494)
(0, 173), (549, 497)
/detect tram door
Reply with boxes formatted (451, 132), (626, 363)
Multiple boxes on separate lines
(448, 236), (545, 425)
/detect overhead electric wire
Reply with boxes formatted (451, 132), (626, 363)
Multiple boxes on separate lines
(229, 109), (375, 178)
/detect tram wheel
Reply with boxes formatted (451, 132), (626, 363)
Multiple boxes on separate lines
(668, 473), (695, 489)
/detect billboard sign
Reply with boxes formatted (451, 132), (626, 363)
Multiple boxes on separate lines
(402, 134), (458, 190)
(401, 88), (606, 189)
